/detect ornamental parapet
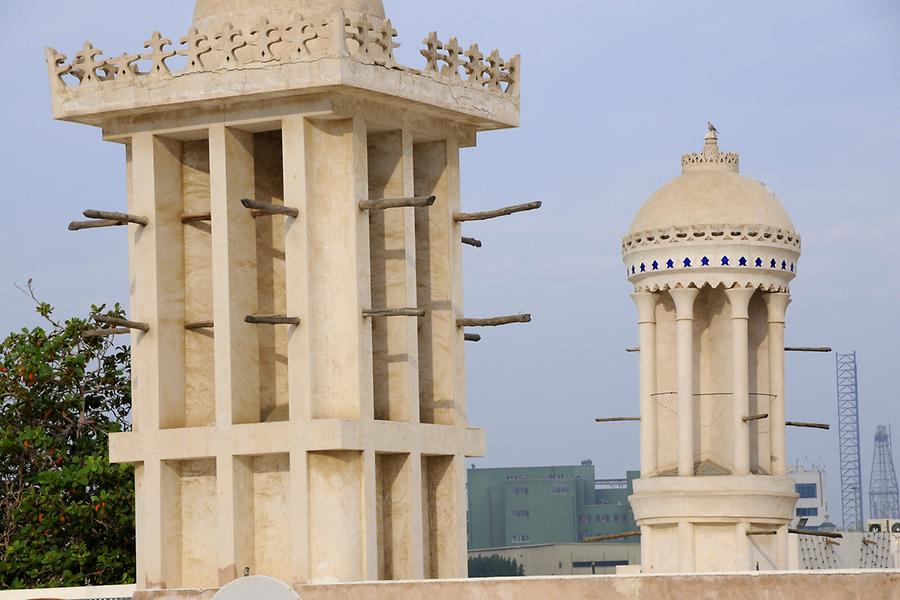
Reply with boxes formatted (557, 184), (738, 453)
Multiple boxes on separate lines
(45, 11), (519, 102)
(622, 224), (801, 255)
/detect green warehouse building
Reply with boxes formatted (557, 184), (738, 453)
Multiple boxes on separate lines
(467, 461), (640, 550)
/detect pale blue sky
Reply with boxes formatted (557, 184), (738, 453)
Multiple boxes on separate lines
(0, 1), (898, 524)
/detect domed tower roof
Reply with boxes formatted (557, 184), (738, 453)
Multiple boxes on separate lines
(622, 127), (801, 293)
(193, 0), (386, 31)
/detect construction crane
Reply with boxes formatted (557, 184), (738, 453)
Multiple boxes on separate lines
(836, 352), (864, 531)
(869, 425), (900, 519)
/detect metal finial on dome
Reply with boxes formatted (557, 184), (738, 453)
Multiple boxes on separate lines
(704, 122), (719, 155)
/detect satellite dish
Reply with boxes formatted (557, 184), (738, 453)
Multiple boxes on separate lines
(212, 576), (299, 600)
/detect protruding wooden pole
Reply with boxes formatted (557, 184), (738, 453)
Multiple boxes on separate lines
(240, 198), (299, 218)
(185, 321), (214, 330)
(584, 530), (642, 543)
(595, 417), (641, 423)
(82, 327), (130, 338)
(362, 308), (426, 318)
(181, 212), (212, 224)
(789, 528), (842, 539)
(786, 421), (831, 430)
(743, 413), (769, 423)
(746, 530), (778, 536)
(453, 201), (542, 222)
(359, 196), (435, 210)
(464, 333), (482, 343)
(93, 314), (150, 332)
(68, 219), (129, 231)
(83, 209), (149, 226)
(457, 314), (531, 327)
(785, 347), (832, 353)
(245, 315), (300, 326)
(461, 237), (482, 248)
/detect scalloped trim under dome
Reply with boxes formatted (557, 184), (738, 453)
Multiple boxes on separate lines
(631, 277), (791, 294)
(622, 223), (800, 255)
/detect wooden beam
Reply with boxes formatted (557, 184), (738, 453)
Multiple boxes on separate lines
(453, 201), (542, 222)
(595, 417), (641, 423)
(82, 327), (130, 338)
(93, 314), (150, 332)
(464, 333), (482, 343)
(461, 236), (483, 248)
(743, 413), (769, 423)
(362, 308), (426, 318)
(240, 198), (299, 218)
(68, 219), (128, 231)
(789, 528), (842, 539)
(245, 315), (300, 326)
(82, 209), (149, 226)
(785, 347), (832, 353)
(185, 321), (214, 330)
(625, 347), (639, 353)
(359, 195), (435, 210)
(584, 530), (641, 543)
(786, 421), (831, 431)
(746, 530), (778, 536)
(457, 314), (531, 327)
(181, 212), (212, 224)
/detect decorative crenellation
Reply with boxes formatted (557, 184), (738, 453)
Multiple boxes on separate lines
(419, 32), (519, 95)
(46, 14), (519, 96)
(681, 151), (739, 168)
(622, 224), (801, 254)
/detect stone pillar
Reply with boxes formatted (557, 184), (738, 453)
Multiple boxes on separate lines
(726, 287), (755, 476)
(209, 125), (259, 426)
(764, 293), (790, 476)
(632, 292), (659, 477)
(670, 288), (699, 477)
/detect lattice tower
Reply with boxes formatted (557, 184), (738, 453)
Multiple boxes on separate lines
(836, 352), (864, 531)
(869, 425), (900, 519)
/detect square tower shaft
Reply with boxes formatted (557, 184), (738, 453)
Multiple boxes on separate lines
(46, 9), (519, 590)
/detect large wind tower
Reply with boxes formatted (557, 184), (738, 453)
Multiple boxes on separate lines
(46, 0), (532, 593)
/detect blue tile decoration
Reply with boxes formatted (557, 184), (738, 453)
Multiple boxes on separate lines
(652, 260), (659, 271)
(781, 260), (787, 270)
(667, 259), (675, 269)
(701, 256), (710, 266)
(631, 265), (636, 274)
(756, 257), (763, 267)
(721, 256), (730, 266)
(640, 263), (646, 273)
(683, 258), (692, 267)
(770, 259), (777, 268)
(739, 257), (748, 266)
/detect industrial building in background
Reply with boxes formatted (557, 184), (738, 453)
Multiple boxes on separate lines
(787, 464), (831, 529)
(869, 426), (900, 519)
(836, 351), (865, 531)
(466, 462), (639, 550)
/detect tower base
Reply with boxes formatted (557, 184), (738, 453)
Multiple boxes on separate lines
(630, 475), (797, 573)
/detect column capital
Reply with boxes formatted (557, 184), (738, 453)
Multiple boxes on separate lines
(670, 287), (700, 321)
(631, 292), (659, 324)
(724, 286), (755, 320)
(763, 292), (791, 324)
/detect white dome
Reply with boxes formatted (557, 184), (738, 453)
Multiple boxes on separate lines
(628, 170), (796, 235)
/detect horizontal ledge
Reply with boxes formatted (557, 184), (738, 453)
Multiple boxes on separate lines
(584, 530), (642, 543)
(241, 198), (299, 218)
(185, 321), (214, 330)
(789, 528), (842, 539)
(245, 315), (300, 326)
(786, 420), (830, 430)
(82, 327), (130, 338)
(69, 219), (128, 231)
(651, 392), (777, 398)
(453, 201), (542, 222)
(785, 346), (832, 353)
(181, 212), (211, 224)
(457, 314), (532, 327)
(595, 417), (641, 423)
(464, 333), (482, 343)
(462, 236), (483, 248)
(93, 314), (150, 332)
(359, 196), (435, 210)
(83, 209), (148, 226)
(742, 413), (769, 422)
(363, 308), (426, 318)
